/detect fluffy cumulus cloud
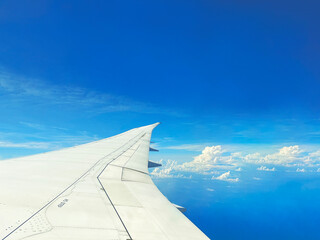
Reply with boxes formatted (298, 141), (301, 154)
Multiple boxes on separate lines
(150, 159), (190, 179)
(150, 146), (239, 179)
(212, 171), (239, 182)
(263, 146), (303, 165)
(296, 168), (306, 172)
(243, 152), (261, 163)
(177, 146), (236, 173)
(243, 145), (320, 167)
(151, 159), (176, 178)
(257, 166), (276, 171)
(308, 150), (320, 157)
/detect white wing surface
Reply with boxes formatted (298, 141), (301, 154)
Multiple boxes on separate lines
(0, 123), (209, 240)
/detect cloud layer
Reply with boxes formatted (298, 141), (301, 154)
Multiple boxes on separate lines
(151, 144), (320, 180)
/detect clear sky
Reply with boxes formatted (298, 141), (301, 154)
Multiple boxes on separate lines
(1, 1), (320, 239)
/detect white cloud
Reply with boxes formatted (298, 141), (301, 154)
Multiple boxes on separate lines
(0, 141), (53, 149)
(253, 177), (261, 180)
(263, 146), (302, 165)
(308, 150), (320, 157)
(151, 159), (176, 178)
(296, 168), (306, 172)
(207, 188), (215, 192)
(243, 145), (320, 167)
(244, 152), (261, 163)
(231, 152), (243, 158)
(0, 70), (176, 115)
(177, 146), (236, 173)
(212, 171), (239, 182)
(257, 166), (276, 171)
(150, 159), (190, 179)
(194, 146), (225, 163)
(0, 132), (99, 155)
(152, 145), (320, 178)
(164, 144), (207, 151)
(19, 121), (46, 130)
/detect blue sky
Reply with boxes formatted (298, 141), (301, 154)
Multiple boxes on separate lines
(1, 0), (320, 239)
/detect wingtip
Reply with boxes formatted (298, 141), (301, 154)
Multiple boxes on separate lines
(136, 122), (160, 131)
(149, 122), (161, 128)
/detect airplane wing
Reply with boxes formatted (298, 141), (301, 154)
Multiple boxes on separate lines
(0, 123), (209, 240)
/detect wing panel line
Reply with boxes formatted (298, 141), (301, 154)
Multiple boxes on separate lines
(1, 133), (143, 240)
(95, 136), (149, 240)
(96, 132), (150, 240)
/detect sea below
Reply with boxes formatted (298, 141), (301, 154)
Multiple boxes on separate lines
(153, 171), (320, 240)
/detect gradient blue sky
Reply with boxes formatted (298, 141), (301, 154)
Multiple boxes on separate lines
(1, 1), (320, 239)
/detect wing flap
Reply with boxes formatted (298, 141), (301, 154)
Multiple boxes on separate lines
(97, 123), (210, 240)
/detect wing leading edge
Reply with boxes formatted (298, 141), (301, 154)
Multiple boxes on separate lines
(0, 123), (210, 240)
